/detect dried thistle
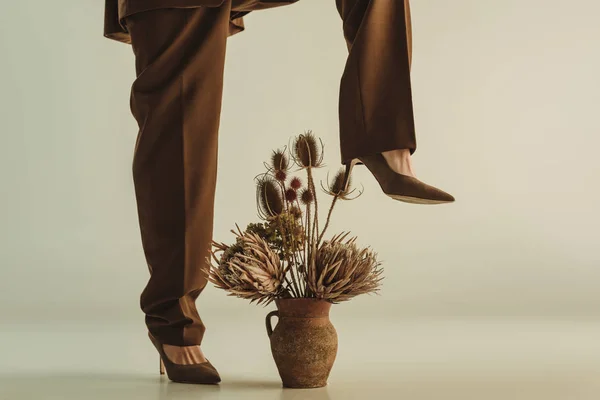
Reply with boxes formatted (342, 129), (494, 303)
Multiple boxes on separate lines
(275, 170), (287, 182)
(292, 131), (323, 168)
(271, 149), (289, 172)
(209, 231), (285, 305)
(321, 168), (362, 200)
(256, 175), (284, 219)
(307, 233), (383, 303)
(285, 188), (297, 203)
(300, 188), (314, 205)
(290, 177), (302, 190)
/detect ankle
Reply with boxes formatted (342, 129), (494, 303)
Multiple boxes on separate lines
(381, 149), (415, 177)
(163, 344), (208, 365)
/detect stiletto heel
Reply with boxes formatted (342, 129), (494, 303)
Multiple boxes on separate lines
(149, 332), (221, 384)
(342, 158), (359, 191)
(357, 153), (455, 204)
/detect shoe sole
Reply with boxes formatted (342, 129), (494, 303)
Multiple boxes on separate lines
(170, 379), (220, 385)
(388, 194), (453, 205)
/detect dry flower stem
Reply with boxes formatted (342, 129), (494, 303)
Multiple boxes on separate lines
(317, 194), (339, 247)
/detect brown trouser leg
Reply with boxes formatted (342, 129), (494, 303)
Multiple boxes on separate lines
(125, 0), (414, 346)
(126, 5), (232, 346)
(337, 0), (416, 163)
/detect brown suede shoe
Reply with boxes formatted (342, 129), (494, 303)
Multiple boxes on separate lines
(149, 333), (221, 384)
(343, 153), (455, 205)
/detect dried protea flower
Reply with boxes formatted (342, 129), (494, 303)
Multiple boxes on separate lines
(290, 177), (302, 190)
(256, 175), (284, 219)
(300, 188), (314, 205)
(275, 170), (287, 182)
(321, 168), (362, 200)
(292, 131), (323, 168)
(209, 231), (285, 305)
(271, 149), (289, 172)
(307, 232), (383, 303)
(285, 188), (297, 203)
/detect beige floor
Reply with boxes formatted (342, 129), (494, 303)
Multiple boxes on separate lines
(1, 317), (600, 400)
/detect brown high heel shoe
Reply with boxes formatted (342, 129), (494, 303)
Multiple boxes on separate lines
(343, 153), (455, 204)
(149, 332), (221, 384)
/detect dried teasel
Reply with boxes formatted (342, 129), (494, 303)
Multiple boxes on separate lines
(271, 149), (290, 172)
(321, 168), (363, 200)
(256, 175), (284, 219)
(307, 232), (383, 303)
(208, 230), (285, 305)
(268, 149), (289, 182)
(292, 131), (324, 168)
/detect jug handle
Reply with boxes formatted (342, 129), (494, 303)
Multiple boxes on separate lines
(266, 310), (279, 337)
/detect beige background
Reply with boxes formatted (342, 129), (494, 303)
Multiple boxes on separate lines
(1, 0), (600, 399)
(1, 0), (598, 322)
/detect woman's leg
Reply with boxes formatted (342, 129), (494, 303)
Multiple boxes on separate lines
(336, 0), (416, 164)
(125, 5), (231, 360)
(336, 0), (454, 203)
(380, 0), (416, 177)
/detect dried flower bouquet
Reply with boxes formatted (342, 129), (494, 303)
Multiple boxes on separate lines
(208, 131), (383, 305)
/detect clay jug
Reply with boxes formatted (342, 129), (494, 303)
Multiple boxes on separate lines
(265, 298), (338, 388)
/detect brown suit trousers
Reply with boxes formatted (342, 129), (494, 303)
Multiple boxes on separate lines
(113, 0), (415, 346)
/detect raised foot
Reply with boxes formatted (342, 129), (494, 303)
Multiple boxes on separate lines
(355, 150), (455, 204)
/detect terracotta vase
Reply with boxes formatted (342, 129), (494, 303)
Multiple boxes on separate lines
(265, 298), (338, 388)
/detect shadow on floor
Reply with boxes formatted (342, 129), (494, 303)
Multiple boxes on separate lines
(0, 373), (332, 400)
(4, 370), (599, 400)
